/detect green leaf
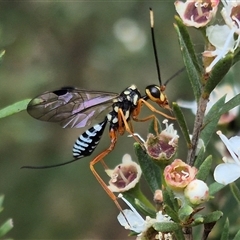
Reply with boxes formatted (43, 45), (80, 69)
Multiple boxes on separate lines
(0, 219), (13, 238)
(220, 218), (229, 240)
(178, 204), (194, 223)
(230, 182), (240, 204)
(196, 155), (212, 181)
(201, 93), (240, 148)
(194, 147), (206, 169)
(219, 92), (240, 117)
(173, 228), (185, 240)
(172, 102), (191, 146)
(209, 182), (225, 195)
(174, 16), (202, 101)
(231, 47), (240, 65)
(233, 229), (240, 240)
(201, 96), (225, 147)
(203, 53), (233, 96)
(163, 187), (179, 213)
(123, 183), (156, 215)
(0, 195), (4, 213)
(153, 221), (179, 232)
(0, 99), (31, 119)
(134, 143), (161, 192)
(163, 205), (179, 223)
(134, 198), (156, 218)
(0, 50), (5, 61)
(201, 210), (223, 223)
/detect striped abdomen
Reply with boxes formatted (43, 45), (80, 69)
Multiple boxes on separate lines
(72, 118), (108, 158)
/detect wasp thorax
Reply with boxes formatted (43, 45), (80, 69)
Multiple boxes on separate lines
(145, 85), (170, 109)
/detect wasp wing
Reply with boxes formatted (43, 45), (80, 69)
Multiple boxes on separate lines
(27, 87), (118, 128)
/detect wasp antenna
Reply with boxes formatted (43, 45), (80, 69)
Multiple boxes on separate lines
(164, 67), (185, 86)
(21, 158), (80, 169)
(149, 8), (162, 86)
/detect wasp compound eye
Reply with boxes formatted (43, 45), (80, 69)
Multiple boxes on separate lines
(145, 85), (161, 100)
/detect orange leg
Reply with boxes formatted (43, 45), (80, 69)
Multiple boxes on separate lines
(117, 108), (146, 146)
(89, 130), (130, 223)
(130, 98), (175, 134)
(139, 98), (175, 120)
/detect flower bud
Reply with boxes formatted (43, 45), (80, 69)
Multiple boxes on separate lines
(184, 179), (209, 205)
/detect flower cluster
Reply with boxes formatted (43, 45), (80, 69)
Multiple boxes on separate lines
(164, 159), (209, 205)
(105, 119), (211, 238)
(175, 0), (240, 73)
(88, 2), (240, 239)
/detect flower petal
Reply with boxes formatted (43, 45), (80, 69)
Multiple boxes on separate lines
(214, 163), (240, 184)
(217, 131), (240, 164)
(117, 209), (145, 233)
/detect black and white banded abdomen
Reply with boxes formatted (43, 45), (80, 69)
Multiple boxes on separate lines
(72, 118), (108, 158)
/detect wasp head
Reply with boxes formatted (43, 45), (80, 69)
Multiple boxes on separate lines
(145, 85), (171, 110)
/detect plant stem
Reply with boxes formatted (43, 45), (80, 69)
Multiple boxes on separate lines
(187, 94), (208, 166)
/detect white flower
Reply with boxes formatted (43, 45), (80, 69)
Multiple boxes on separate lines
(161, 119), (179, 146)
(221, 0), (240, 35)
(214, 131), (240, 184)
(174, 0), (219, 28)
(106, 154), (142, 192)
(117, 194), (173, 239)
(203, 24), (236, 72)
(203, 0), (240, 72)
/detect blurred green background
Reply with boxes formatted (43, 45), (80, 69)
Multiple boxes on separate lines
(0, 2), (239, 240)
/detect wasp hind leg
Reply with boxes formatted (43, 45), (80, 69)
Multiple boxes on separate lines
(89, 130), (130, 224)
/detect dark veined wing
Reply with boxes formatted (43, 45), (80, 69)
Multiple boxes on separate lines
(27, 87), (118, 128)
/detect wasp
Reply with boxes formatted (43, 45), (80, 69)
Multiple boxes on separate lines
(23, 9), (181, 214)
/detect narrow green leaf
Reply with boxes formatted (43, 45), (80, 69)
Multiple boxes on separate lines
(201, 93), (240, 148)
(233, 229), (240, 240)
(209, 182), (225, 195)
(174, 16), (202, 100)
(220, 218), (229, 240)
(219, 93), (240, 117)
(201, 96), (225, 146)
(153, 221), (179, 232)
(134, 198), (156, 218)
(194, 147), (206, 169)
(0, 50), (5, 61)
(134, 143), (161, 192)
(0, 219), (13, 237)
(163, 205), (179, 223)
(173, 228), (185, 240)
(178, 204), (194, 223)
(172, 102), (191, 146)
(196, 155), (212, 181)
(201, 210), (223, 224)
(203, 53), (233, 96)
(0, 99), (31, 119)
(123, 183), (155, 214)
(163, 187), (179, 213)
(230, 182), (240, 204)
(0, 195), (4, 210)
